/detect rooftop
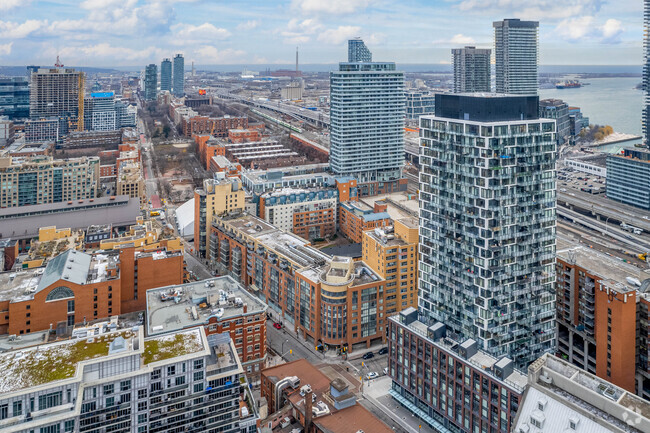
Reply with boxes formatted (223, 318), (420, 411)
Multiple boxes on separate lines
(142, 328), (204, 364)
(360, 192), (419, 219)
(146, 276), (268, 336)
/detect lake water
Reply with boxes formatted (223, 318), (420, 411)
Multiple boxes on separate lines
(539, 77), (644, 152)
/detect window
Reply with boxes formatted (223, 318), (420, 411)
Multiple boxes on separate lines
(175, 376), (185, 386)
(138, 389), (147, 399)
(167, 365), (176, 376)
(106, 396), (115, 407)
(193, 383), (204, 393)
(46, 286), (74, 301)
(151, 369), (161, 380)
(193, 359), (203, 370)
(64, 420), (75, 432)
(38, 391), (62, 410)
(194, 371), (203, 381)
(13, 400), (22, 416)
(120, 380), (131, 392)
(0, 404), (7, 420)
(138, 414), (147, 424)
(103, 384), (114, 395)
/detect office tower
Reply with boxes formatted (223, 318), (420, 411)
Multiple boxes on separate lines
(606, 148), (650, 209)
(418, 93), (557, 367)
(494, 19), (539, 94)
(0, 326), (260, 433)
(540, 98), (571, 144)
(452, 46), (491, 93)
(645, 0), (650, 146)
(348, 37), (372, 62)
(144, 63), (157, 101)
(29, 68), (83, 119)
(0, 77), (29, 119)
(160, 57), (172, 92)
(84, 91), (117, 131)
(330, 39), (405, 185)
(173, 53), (185, 97)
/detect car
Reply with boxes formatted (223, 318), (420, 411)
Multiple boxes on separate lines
(378, 347), (388, 355)
(365, 372), (379, 380)
(362, 352), (374, 360)
(383, 367), (389, 375)
(273, 323), (282, 330)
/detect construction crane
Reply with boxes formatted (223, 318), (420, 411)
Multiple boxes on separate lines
(77, 72), (85, 132)
(54, 55), (64, 68)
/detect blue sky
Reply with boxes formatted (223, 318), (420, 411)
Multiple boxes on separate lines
(0, 0), (643, 67)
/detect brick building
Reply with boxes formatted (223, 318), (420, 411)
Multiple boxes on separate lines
(183, 115), (248, 138)
(339, 200), (392, 243)
(228, 128), (260, 143)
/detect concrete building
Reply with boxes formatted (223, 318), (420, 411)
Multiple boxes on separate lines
(513, 353), (650, 433)
(645, 0), (650, 145)
(565, 154), (607, 177)
(261, 359), (393, 433)
(29, 68), (83, 120)
(540, 98), (571, 144)
(556, 245), (650, 400)
(0, 156), (99, 208)
(348, 37), (372, 62)
(388, 308), (527, 433)
(280, 81), (303, 100)
(24, 118), (59, 143)
(258, 188), (338, 241)
(405, 91), (435, 121)
(173, 54), (184, 97)
(240, 164), (333, 196)
(418, 93), (557, 367)
(569, 105), (590, 135)
(144, 64), (157, 101)
(83, 92), (117, 131)
(116, 161), (145, 202)
(452, 46), (491, 93)
(606, 148), (650, 209)
(160, 58), (172, 92)
(146, 276), (268, 381)
(338, 200), (392, 243)
(362, 218), (418, 315)
(330, 39), (405, 186)
(194, 175), (245, 258)
(494, 19), (539, 95)
(0, 77), (29, 119)
(0, 117), (15, 146)
(0, 325), (261, 433)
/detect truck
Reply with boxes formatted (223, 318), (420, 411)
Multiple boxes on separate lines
(621, 223), (643, 235)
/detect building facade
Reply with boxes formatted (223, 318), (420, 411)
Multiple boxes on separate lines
(160, 58), (172, 92)
(330, 39), (405, 184)
(116, 161), (145, 202)
(144, 64), (158, 101)
(348, 37), (372, 62)
(645, 0), (650, 146)
(540, 98), (571, 144)
(84, 92), (117, 131)
(606, 148), (650, 209)
(493, 19), (539, 95)
(405, 91), (435, 121)
(173, 54), (185, 97)
(0, 326), (260, 433)
(0, 156), (99, 208)
(29, 68), (83, 120)
(0, 77), (29, 119)
(452, 46), (491, 93)
(339, 200), (392, 243)
(418, 94), (557, 368)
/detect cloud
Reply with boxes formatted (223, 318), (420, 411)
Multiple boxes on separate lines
(0, 0), (29, 11)
(556, 16), (623, 43)
(317, 26), (362, 45)
(279, 18), (323, 44)
(456, 0), (603, 20)
(193, 46), (246, 63)
(433, 34), (477, 46)
(172, 23), (231, 42)
(60, 43), (165, 62)
(0, 42), (12, 56)
(0, 20), (47, 38)
(291, 0), (376, 15)
(237, 20), (260, 31)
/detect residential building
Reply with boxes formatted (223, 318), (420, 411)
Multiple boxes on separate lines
(0, 156), (99, 208)
(348, 37), (372, 62)
(241, 164), (333, 196)
(418, 93), (557, 367)
(116, 161), (145, 202)
(173, 54), (185, 97)
(83, 91), (117, 131)
(556, 244), (650, 399)
(330, 39), (405, 185)
(540, 98), (571, 144)
(493, 19), (539, 95)
(258, 188), (338, 241)
(146, 276), (268, 381)
(261, 359), (393, 433)
(362, 218), (418, 315)
(160, 58), (172, 92)
(63, 129), (122, 148)
(339, 200), (392, 243)
(405, 91), (435, 121)
(569, 105), (590, 136)
(513, 353), (649, 433)
(24, 118), (59, 143)
(194, 175), (245, 258)
(29, 68), (83, 120)
(645, 0), (650, 145)
(388, 308), (527, 433)
(0, 325), (261, 433)
(211, 213), (389, 351)
(606, 148), (650, 209)
(0, 77), (29, 119)
(452, 46), (491, 93)
(144, 64), (157, 101)
(0, 117), (15, 146)
(184, 115), (248, 138)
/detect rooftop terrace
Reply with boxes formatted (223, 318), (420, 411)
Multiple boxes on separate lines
(143, 328), (204, 364)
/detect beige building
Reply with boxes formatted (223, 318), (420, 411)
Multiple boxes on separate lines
(194, 174), (245, 258)
(0, 156), (99, 207)
(116, 161), (145, 202)
(29, 68), (83, 120)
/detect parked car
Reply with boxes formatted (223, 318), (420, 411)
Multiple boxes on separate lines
(362, 351), (374, 360)
(273, 323), (282, 330)
(366, 372), (379, 380)
(378, 347), (388, 355)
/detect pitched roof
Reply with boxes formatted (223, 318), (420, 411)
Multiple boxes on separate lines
(37, 249), (91, 292)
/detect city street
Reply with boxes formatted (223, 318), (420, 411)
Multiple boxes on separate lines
(183, 250), (213, 280)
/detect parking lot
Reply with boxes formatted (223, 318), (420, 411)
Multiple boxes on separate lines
(558, 164), (606, 195)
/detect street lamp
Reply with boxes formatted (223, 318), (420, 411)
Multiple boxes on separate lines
(281, 339), (289, 358)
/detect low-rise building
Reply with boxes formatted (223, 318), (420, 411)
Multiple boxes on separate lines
(339, 200), (392, 243)
(24, 118), (59, 143)
(0, 117), (15, 146)
(241, 164), (333, 196)
(0, 325), (260, 433)
(146, 276), (268, 381)
(116, 161), (145, 202)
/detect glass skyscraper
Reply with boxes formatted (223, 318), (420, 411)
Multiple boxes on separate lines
(418, 93), (557, 368)
(348, 37), (372, 62)
(173, 54), (184, 97)
(144, 64), (157, 101)
(494, 19), (539, 95)
(330, 39), (405, 183)
(161, 58), (172, 92)
(644, 0), (650, 145)
(0, 77), (29, 119)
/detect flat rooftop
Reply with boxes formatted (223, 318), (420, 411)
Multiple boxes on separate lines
(142, 328), (204, 364)
(557, 245), (643, 290)
(146, 276), (267, 336)
(360, 192), (419, 219)
(366, 227), (409, 247)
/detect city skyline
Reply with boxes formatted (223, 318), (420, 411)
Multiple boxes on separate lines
(0, 0), (643, 67)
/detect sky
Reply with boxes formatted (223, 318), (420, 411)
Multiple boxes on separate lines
(0, 0), (644, 68)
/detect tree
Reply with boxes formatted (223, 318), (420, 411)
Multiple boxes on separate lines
(162, 124), (171, 138)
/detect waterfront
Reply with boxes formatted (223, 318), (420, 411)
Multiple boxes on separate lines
(539, 76), (644, 152)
